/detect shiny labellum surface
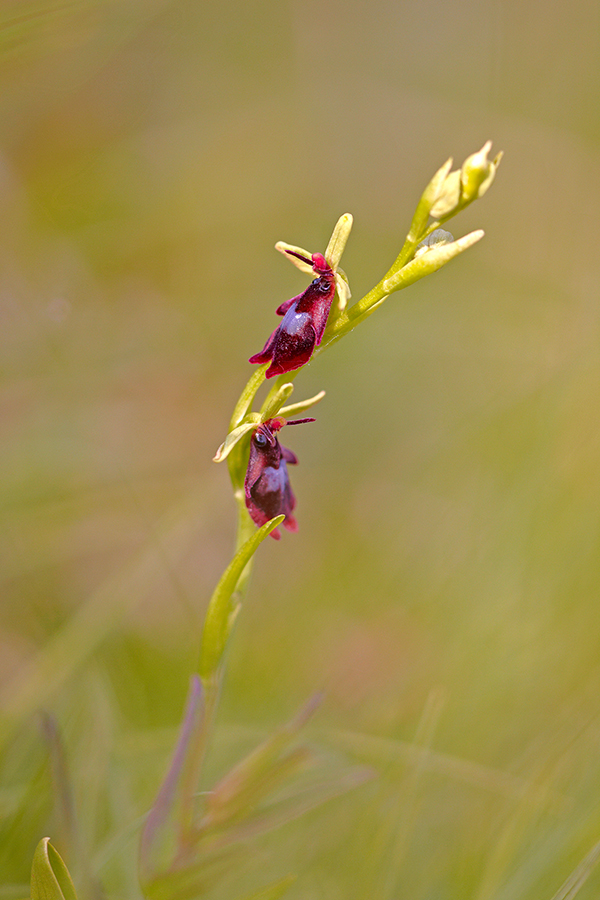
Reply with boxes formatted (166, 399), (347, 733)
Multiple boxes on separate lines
(249, 252), (336, 378)
(244, 417), (314, 539)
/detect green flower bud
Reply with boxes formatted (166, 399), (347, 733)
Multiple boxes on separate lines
(460, 140), (503, 204)
(429, 169), (461, 219)
(428, 142), (503, 220)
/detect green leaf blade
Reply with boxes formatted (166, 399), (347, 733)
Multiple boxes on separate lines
(198, 516), (284, 684)
(30, 839), (78, 900)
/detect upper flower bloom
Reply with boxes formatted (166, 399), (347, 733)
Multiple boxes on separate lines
(249, 214), (353, 379)
(249, 252), (337, 379)
(244, 416), (314, 539)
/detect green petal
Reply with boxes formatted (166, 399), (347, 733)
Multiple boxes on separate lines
(334, 270), (352, 311)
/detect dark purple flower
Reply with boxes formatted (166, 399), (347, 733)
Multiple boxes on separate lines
(249, 252), (336, 378)
(245, 416), (314, 539)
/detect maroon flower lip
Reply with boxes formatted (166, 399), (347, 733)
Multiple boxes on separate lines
(244, 417), (315, 539)
(249, 252), (336, 379)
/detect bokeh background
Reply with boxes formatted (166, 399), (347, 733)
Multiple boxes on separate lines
(2, 0), (600, 897)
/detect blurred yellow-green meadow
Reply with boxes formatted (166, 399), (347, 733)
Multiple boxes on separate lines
(2, 0), (600, 897)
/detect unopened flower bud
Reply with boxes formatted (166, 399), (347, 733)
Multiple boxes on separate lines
(429, 170), (461, 219)
(460, 141), (503, 203)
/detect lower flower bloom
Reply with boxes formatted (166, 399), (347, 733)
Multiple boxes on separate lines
(245, 417), (314, 538)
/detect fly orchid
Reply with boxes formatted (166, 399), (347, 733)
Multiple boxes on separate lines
(249, 252), (337, 378)
(249, 215), (353, 379)
(245, 416), (315, 539)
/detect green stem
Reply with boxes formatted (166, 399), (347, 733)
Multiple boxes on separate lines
(178, 680), (219, 843)
(320, 278), (389, 351)
(321, 206), (473, 352)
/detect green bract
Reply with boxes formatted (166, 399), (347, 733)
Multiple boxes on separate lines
(199, 516), (284, 685)
(31, 839), (78, 900)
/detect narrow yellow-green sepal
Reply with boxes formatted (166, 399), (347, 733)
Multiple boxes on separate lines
(275, 242), (313, 273)
(31, 838), (78, 900)
(260, 382), (294, 420)
(213, 419), (260, 462)
(324, 213), (353, 269)
(277, 213), (352, 276)
(279, 390), (326, 418)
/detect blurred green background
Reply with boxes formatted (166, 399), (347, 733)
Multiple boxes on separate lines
(2, 0), (600, 897)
